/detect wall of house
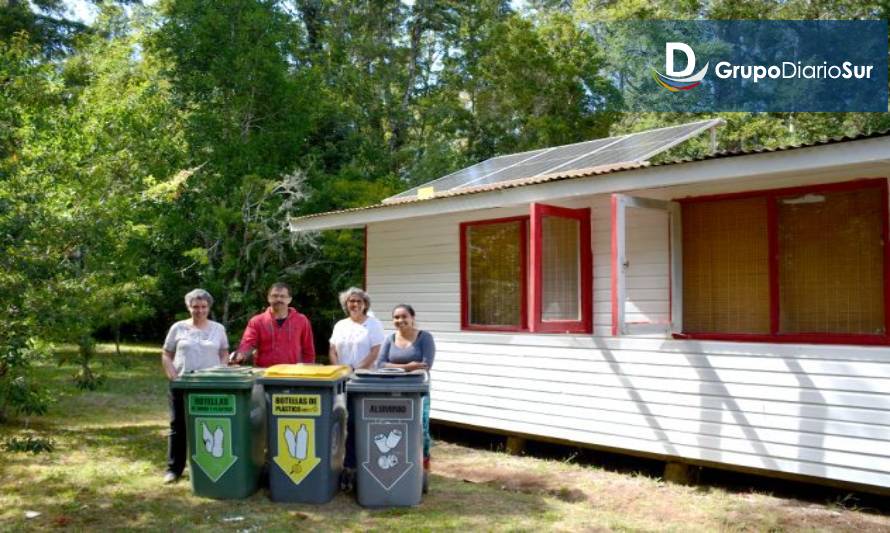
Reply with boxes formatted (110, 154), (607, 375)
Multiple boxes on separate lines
(365, 170), (890, 491)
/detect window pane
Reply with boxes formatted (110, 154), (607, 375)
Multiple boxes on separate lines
(778, 187), (884, 334)
(542, 216), (580, 321)
(683, 197), (770, 333)
(467, 221), (523, 326)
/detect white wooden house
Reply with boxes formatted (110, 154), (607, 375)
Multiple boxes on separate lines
(290, 124), (890, 495)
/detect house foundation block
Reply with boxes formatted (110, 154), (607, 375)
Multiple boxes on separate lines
(664, 461), (700, 485)
(505, 436), (526, 455)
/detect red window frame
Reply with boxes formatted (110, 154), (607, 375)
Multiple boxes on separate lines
(674, 177), (890, 346)
(530, 203), (593, 333)
(459, 216), (529, 332)
(459, 205), (594, 334)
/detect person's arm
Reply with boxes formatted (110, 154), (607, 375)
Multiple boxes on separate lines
(356, 318), (384, 369)
(376, 336), (392, 368)
(232, 317), (258, 365)
(357, 344), (380, 370)
(420, 331), (435, 370)
(328, 321), (341, 365)
(161, 325), (179, 379)
(301, 316), (316, 364)
(161, 350), (178, 380)
(217, 325), (229, 365)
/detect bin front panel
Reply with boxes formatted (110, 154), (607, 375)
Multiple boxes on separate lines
(261, 379), (347, 504)
(351, 391), (424, 507)
(184, 387), (263, 499)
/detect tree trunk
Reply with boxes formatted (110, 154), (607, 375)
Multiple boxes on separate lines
(297, 0), (324, 54)
(390, 5), (424, 153)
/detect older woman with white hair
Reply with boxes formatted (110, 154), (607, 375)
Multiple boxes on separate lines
(160, 288), (229, 484)
(328, 287), (385, 370)
(329, 287), (385, 489)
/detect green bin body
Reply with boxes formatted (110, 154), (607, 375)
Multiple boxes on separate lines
(258, 364), (350, 504)
(171, 367), (265, 499)
(347, 368), (429, 507)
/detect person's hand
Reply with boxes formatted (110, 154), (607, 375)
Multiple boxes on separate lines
(405, 362), (428, 372)
(228, 352), (246, 366)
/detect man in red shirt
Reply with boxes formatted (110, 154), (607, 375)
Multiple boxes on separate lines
(231, 282), (316, 367)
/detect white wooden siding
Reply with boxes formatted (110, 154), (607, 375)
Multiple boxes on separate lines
(365, 174), (890, 491)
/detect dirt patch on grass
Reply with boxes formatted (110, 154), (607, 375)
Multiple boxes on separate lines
(454, 467), (586, 503)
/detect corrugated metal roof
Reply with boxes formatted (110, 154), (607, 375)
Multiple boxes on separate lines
(291, 128), (890, 223)
(653, 127), (890, 166)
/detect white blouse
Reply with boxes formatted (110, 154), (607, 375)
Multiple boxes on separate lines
(329, 316), (385, 368)
(163, 320), (228, 376)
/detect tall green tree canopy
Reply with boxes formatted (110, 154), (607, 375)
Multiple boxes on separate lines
(0, 0), (887, 406)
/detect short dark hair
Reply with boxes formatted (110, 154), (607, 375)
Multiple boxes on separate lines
(268, 282), (291, 296)
(392, 303), (415, 317)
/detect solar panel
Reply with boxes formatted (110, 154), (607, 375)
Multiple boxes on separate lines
(384, 119), (722, 202)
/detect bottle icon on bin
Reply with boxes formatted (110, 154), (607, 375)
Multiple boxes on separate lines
(285, 424), (308, 460)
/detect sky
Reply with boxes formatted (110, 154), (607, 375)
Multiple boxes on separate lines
(62, 0), (99, 24)
(60, 0), (158, 24)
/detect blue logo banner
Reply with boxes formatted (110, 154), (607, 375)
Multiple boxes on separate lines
(602, 20), (888, 112)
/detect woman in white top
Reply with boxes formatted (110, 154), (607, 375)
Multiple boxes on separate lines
(161, 289), (229, 484)
(329, 286), (384, 485)
(328, 287), (385, 370)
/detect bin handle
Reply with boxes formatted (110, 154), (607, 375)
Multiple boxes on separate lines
(331, 405), (347, 468)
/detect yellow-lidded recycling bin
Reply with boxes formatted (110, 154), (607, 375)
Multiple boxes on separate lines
(258, 364), (350, 503)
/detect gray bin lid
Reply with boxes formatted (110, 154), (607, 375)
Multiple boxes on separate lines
(346, 368), (429, 394)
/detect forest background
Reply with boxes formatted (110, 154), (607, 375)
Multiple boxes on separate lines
(2, 0), (890, 416)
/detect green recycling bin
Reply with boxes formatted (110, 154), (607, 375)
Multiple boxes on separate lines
(171, 366), (265, 499)
(258, 364), (350, 503)
(347, 368), (429, 508)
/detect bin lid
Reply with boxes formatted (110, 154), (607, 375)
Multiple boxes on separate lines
(171, 366), (260, 390)
(261, 364), (351, 380)
(346, 368), (429, 394)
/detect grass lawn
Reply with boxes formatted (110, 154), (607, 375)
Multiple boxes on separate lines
(1, 344), (889, 531)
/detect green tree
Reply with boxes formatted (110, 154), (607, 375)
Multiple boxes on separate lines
(149, 0), (324, 333)
(2, 6), (188, 391)
(0, 32), (59, 417)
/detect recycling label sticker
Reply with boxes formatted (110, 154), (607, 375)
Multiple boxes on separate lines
(192, 417), (237, 482)
(273, 418), (321, 485)
(362, 422), (412, 491)
(272, 394), (321, 416)
(361, 398), (414, 421)
(360, 397), (416, 491)
(188, 394), (235, 416)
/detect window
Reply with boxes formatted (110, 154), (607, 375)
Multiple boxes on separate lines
(680, 179), (888, 343)
(460, 217), (528, 331)
(460, 204), (592, 333)
(682, 197), (771, 334)
(530, 204), (593, 333)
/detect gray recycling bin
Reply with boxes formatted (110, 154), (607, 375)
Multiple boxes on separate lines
(347, 368), (429, 507)
(258, 364), (350, 504)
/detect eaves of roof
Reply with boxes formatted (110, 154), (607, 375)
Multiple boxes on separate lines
(290, 128), (890, 224)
